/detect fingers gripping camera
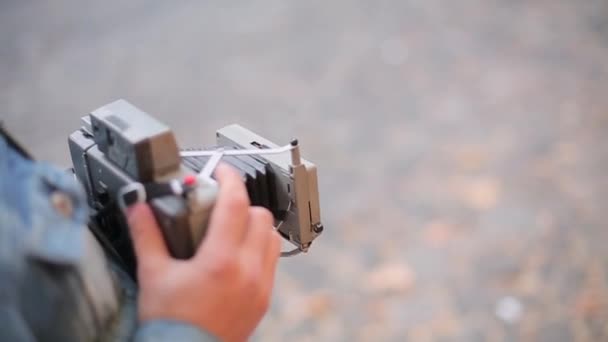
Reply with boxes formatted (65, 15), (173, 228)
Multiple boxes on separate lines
(68, 100), (323, 274)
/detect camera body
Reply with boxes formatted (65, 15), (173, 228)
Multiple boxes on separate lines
(68, 100), (323, 276)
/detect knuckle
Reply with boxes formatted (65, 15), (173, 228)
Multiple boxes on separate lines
(251, 207), (273, 225)
(264, 211), (274, 226)
(207, 252), (239, 278)
(243, 265), (261, 287)
(225, 192), (249, 212)
(270, 231), (282, 254)
(240, 263), (263, 292)
(222, 164), (241, 179)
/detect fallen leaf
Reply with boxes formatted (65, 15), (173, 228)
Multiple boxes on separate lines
(283, 290), (335, 324)
(306, 291), (334, 317)
(365, 299), (388, 321)
(574, 290), (606, 318)
(423, 219), (458, 248)
(462, 177), (502, 210)
(450, 145), (489, 171)
(365, 263), (416, 295)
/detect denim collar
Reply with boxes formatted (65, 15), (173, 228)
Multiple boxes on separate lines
(0, 122), (33, 160)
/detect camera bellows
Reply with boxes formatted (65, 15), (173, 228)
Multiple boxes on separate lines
(181, 151), (279, 216)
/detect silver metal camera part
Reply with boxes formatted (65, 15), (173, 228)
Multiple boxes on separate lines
(70, 99), (323, 275)
(215, 125), (323, 252)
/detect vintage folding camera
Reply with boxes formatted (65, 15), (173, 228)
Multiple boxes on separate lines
(68, 99), (323, 277)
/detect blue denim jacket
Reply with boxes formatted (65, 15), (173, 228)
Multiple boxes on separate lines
(0, 135), (218, 342)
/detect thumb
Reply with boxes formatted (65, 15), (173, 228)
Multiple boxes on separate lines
(127, 203), (170, 268)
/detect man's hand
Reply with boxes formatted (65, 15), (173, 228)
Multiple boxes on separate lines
(126, 164), (282, 342)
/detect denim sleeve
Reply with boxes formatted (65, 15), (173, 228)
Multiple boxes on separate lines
(134, 320), (219, 342)
(0, 135), (221, 342)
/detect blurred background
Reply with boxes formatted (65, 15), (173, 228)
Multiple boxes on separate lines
(2, 0), (608, 341)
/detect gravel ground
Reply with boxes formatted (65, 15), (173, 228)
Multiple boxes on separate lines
(2, 1), (608, 341)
